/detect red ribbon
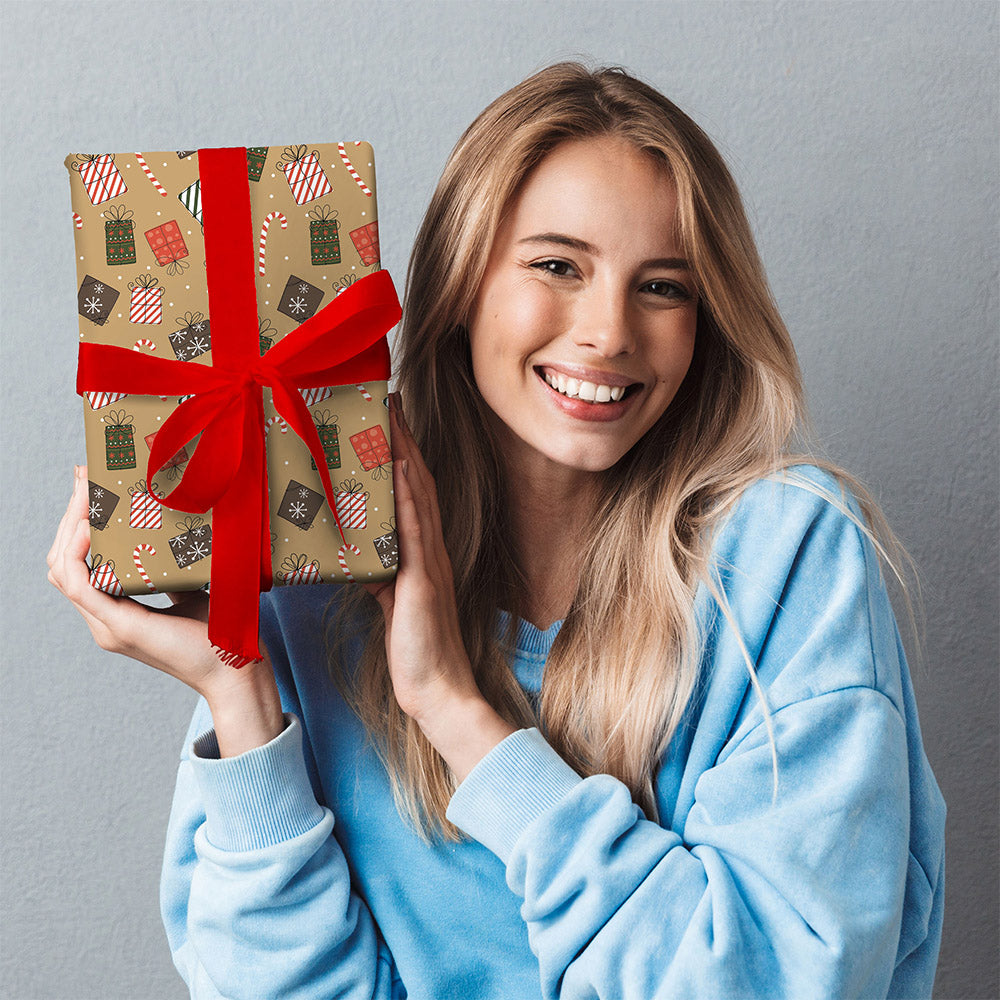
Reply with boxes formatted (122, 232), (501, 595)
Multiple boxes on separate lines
(76, 146), (401, 666)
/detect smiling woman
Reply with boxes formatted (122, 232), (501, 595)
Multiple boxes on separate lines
(50, 61), (945, 1000)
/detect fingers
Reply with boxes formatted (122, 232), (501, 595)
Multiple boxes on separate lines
(47, 467), (86, 570)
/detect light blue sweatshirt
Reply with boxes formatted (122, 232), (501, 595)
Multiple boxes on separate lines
(161, 465), (945, 999)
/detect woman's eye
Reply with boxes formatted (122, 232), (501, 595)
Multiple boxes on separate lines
(644, 280), (691, 300)
(531, 259), (575, 277)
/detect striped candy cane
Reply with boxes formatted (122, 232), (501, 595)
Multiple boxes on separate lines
(337, 542), (361, 581)
(259, 211), (287, 275)
(73, 212), (83, 230)
(265, 415), (288, 434)
(133, 338), (156, 352)
(134, 153), (168, 196)
(337, 142), (372, 197)
(132, 544), (157, 591)
(355, 384), (372, 402)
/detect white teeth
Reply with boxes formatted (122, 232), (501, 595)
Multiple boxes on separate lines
(542, 370), (630, 403)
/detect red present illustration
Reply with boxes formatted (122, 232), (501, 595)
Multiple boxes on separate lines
(128, 480), (163, 530)
(280, 553), (323, 585)
(276, 145), (333, 205)
(72, 154), (127, 206)
(89, 554), (125, 597)
(144, 220), (189, 274)
(144, 430), (189, 479)
(350, 425), (391, 479)
(334, 478), (368, 530)
(349, 221), (379, 266)
(128, 275), (163, 325)
(300, 385), (335, 406)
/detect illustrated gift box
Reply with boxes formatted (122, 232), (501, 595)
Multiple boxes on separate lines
(68, 143), (401, 665)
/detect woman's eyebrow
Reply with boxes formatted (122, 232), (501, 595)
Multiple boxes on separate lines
(516, 232), (690, 270)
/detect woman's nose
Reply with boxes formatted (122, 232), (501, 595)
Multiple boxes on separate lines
(573, 284), (636, 357)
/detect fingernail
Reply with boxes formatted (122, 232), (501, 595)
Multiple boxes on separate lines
(401, 459), (409, 478)
(74, 465), (81, 482)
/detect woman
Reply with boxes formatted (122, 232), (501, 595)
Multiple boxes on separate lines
(48, 63), (945, 998)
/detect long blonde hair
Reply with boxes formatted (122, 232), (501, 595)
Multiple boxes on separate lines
(326, 62), (922, 839)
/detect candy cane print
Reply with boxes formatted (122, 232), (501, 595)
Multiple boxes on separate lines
(72, 212), (83, 230)
(132, 338), (156, 352)
(265, 414), (288, 435)
(132, 544), (157, 591)
(355, 384), (372, 402)
(337, 542), (361, 581)
(258, 211), (287, 275)
(337, 142), (373, 197)
(134, 153), (168, 196)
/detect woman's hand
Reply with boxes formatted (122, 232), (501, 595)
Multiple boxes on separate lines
(363, 395), (516, 781)
(47, 465), (283, 756)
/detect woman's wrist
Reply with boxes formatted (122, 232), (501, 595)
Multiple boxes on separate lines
(203, 658), (286, 758)
(415, 692), (519, 785)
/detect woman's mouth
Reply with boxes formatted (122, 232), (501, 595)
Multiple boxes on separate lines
(534, 367), (642, 422)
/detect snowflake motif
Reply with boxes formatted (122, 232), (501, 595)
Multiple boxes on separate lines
(191, 322), (205, 332)
(297, 282), (310, 294)
(92, 282), (105, 294)
(169, 535), (188, 551)
(89, 502), (102, 519)
(93, 487), (104, 497)
(84, 296), (103, 314)
(288, 501), (308, 520)
(175, 551), (189, 567)
(191, 526), (205, 537)
(187, 542), (210, 561)
(174, 346), (188, 361)
(298, 487), (310, 498)
(288, 296), (308, 315)
(190, 336), (210, 354)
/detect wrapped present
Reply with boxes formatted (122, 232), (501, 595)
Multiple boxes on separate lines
(128, 275), (163, 325)
(350, 424), (391, 479)
(71, 154), (127, 206)
(68, 142), (400, 665)
(103, 204), (136, 265)
(334, 478), (368, 530)
(89, 554), (125, 597)
(310, 410), (340, 470)
(280, 553), (322, 586)
(350, 221), (380, 266)
(276, 145), (333, 205)
(373, 517), (398, 569)
(144, 219), (189, 274)
(169, 311), (211, 361)
(128, 479), (163, 530)
(246, 146), (268, 182)
(78, 274), (119, 326)
(308, 205), (341, 265)
(88, 481), (120, 530)
(103, 408), (136, 470)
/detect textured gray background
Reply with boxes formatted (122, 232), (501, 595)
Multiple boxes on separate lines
(2, 1), (997, 998)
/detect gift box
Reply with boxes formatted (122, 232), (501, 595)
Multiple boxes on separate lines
(103, 204), (136, 265)
(68, 142), (400, 665)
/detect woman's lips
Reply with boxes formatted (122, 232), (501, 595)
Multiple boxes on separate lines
(534, 367), (641, 423)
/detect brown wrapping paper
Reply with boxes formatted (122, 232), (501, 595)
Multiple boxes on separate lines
(66, 144), (396, 594)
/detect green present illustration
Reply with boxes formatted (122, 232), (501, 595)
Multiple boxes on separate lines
(308, 205), (341, 265)
(259, 315), (276, 356)
(104, 408), (136, 470)
(103, 204), (135, 265)
(310, 410), (341, 470)
(247, 146), (268, 182)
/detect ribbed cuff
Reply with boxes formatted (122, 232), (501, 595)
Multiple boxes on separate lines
(190, 714), (327, 852)
(446, 727), (582, 864)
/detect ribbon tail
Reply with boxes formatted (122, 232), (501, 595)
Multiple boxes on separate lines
(270, 378), (348, 545)
(206, 391), (267, 667)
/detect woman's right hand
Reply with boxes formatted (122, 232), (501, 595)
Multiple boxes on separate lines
(47, 465), (284, 756)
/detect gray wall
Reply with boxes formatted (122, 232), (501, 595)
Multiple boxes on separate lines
(2, 2), (996, 997)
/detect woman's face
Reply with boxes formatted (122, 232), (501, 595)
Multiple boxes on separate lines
(467, 135), (698, 483)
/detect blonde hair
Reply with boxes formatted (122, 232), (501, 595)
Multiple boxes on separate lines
(326, 62), (922, 839)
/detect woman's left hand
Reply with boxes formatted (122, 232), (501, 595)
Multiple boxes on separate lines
(363, 394), (517, 779)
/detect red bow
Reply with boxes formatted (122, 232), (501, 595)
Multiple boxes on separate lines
(76, 146), (401, 666)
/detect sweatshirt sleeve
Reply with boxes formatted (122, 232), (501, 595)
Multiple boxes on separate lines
(447, 477), (927, 1000)
(159, 610), (407, 999)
